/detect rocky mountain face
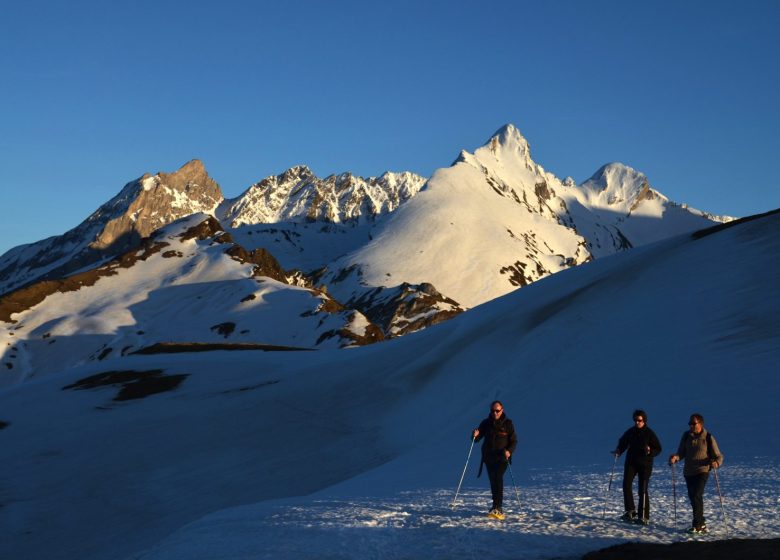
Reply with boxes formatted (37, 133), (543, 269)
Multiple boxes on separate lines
(0, 160), (222, 295)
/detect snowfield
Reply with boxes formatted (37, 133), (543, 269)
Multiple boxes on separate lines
(131, 460), (780, 560)
(1, 210), (778, 560)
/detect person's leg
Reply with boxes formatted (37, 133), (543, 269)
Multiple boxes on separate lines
(494, 461), (507, 511)
(622, 463), (637, 516)
(691, 472), (709, 528)
(486, 462), (500, 510)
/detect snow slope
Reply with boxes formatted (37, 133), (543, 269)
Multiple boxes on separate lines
(0, 210), (777, 560)
(0, 214), (377, 386)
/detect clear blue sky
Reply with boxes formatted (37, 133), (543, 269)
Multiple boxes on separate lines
(2, 0), (779, 256)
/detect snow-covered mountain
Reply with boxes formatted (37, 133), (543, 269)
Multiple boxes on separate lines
(315, 125), (731, 308)
(0, 208), (776, 560)
(0, 124), (732, 352)
(0, 214), (388, 386)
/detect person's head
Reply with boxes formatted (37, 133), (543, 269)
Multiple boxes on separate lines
(632, 409), (647, 427)
(490, 400), (504, 419)
(688, 413), (704, 434)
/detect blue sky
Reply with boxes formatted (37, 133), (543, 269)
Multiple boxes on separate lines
(1, 0), (779, 256)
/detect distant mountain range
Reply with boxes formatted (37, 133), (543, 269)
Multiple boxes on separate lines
(0, 124), (733, 385)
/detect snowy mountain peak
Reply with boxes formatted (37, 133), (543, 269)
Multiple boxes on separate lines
(481, 123), (532, 159)
(579, 162), (660, 210)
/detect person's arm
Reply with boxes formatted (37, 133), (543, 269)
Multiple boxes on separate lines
(612, 429), (629, 456)
(473, 419), (487, 441)
(709, 434), (724, 468)
(669, 432), (686, 464)
(506, 420), (518, 458)
(649, 429), (662, 457)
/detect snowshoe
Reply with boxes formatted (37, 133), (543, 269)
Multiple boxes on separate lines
(620, 510), (637, 523)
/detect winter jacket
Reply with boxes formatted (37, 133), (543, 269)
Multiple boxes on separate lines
(616, 425), (662, 465)
(476, 413), (518, 466)
(675, 428), (724, 476)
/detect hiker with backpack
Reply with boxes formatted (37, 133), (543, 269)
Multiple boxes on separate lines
(669, 413), (725, 534)
(611, 409), (662, 525)
(472, 400), (517, 519)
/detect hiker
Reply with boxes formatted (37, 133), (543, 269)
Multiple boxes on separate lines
(669, 413), (724, 534)
(611, 409), (662, 524)
(472, 400), (517, 519)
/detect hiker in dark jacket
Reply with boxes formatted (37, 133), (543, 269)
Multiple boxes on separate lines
(611, 409), (662, 524)
(669, 413), (724, 534)
(472, 400), (518, 518)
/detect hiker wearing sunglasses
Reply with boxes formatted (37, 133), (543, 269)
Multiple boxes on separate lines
(472, 400), (517, 520)
(611, 409), (662, 525)
(669, 413), (724, 534)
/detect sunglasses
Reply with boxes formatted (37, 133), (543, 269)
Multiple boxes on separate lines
(492, 408), (503, 413)
(634, 418), (645, 423)
(689, 422), (700, 426)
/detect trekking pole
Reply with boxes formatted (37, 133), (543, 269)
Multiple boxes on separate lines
(507, 459), (521, 512)
(451, 435), (476, 508)
(602, 454), (618, 520)
(712, 466), (729, 536)
(670, 462), (678, 527)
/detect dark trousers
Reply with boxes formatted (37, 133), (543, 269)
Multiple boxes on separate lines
(485, 461), (508, 510)
(685, 472), (710, 528)
(623, 462), (652, 519)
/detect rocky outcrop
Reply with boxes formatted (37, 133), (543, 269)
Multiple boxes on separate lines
(0, 160), (223, 296)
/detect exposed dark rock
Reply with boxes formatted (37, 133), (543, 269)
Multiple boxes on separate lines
(97, 347), (112, 361)
(0, 420), (9, 429)
(210, 322), (236, 338)
(582, 537), (780, 560)
(131, 342), (313, 354)
(240, 294), (257, 302)
(225, 245), (288, 283)
(62, 369), (189, 401)
(162, 250), (184, 258)
(179, 216), (226, 242)
(499, 261), (530, 287)
(346, 282), (462, 337)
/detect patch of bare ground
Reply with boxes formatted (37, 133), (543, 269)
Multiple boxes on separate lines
(210, 322), (236, 338)
(582, 538), (780, 560)
(131, 342), (313, 354)
(62, 370), (189, 401)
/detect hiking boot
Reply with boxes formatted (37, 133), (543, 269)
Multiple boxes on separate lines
(635, 517), (649, 526)
(620, 510), (637, 522)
